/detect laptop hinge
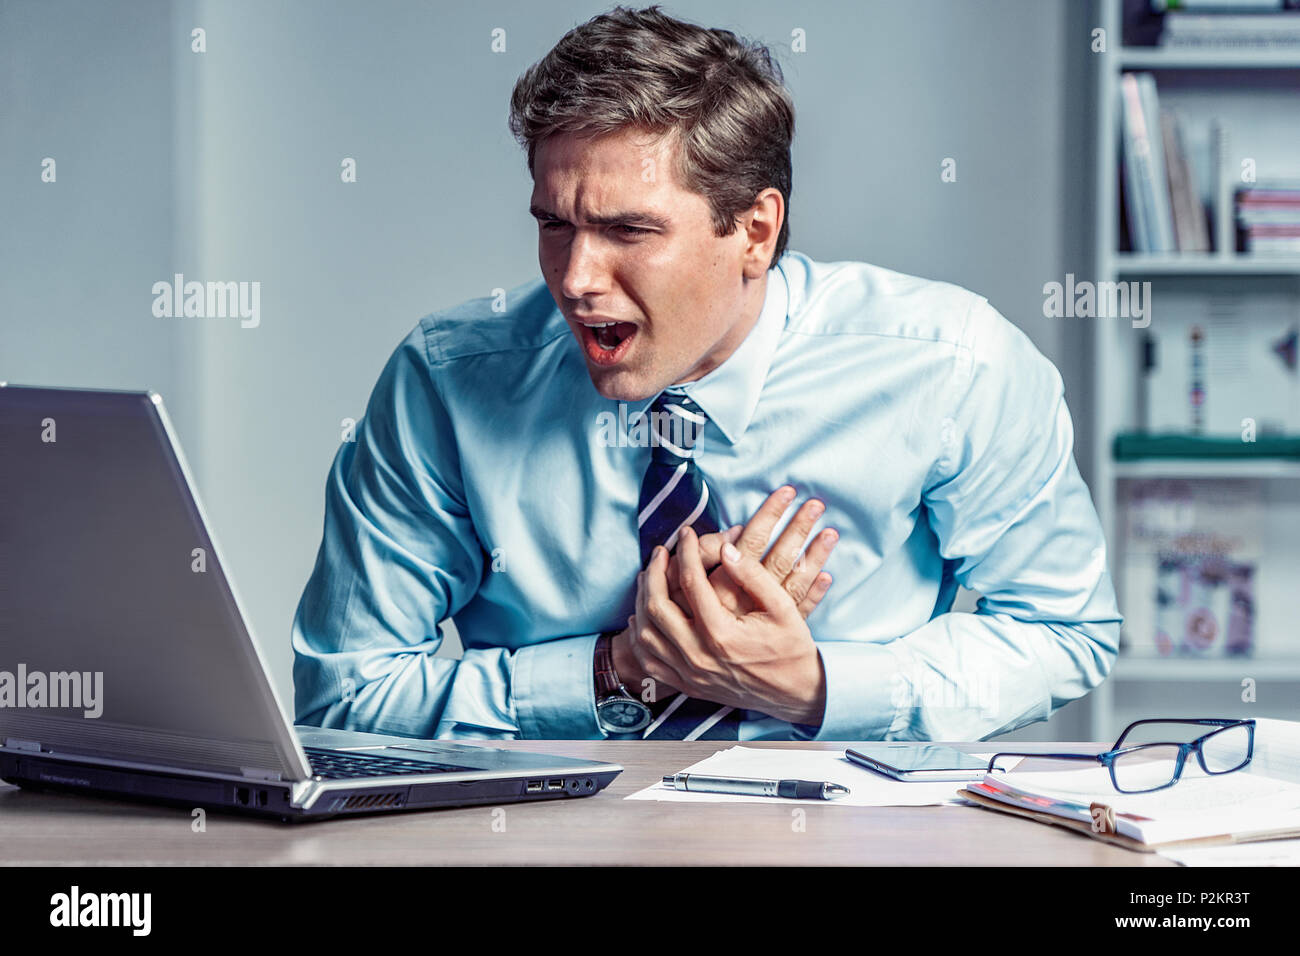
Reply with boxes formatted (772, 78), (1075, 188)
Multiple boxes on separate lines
(3, 738), (43, 753)
(239, 766), (283, 782)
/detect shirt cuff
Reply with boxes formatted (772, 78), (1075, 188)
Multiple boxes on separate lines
(513, 632), (602, 739)
(791, 641), (902, 741)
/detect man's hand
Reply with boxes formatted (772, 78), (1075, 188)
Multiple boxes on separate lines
(610, 487), (837, 717)
(637, 525), (826, 726)
(667, 486), (837, 620)
(609, 523), (741, 703)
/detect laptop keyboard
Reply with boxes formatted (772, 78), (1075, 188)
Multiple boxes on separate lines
(305, 746), (474, 779)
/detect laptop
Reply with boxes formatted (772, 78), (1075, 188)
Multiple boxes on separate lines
(0, 383), (621, 821)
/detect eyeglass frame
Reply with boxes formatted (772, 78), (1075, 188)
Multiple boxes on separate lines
(984, 718), (1256, 794)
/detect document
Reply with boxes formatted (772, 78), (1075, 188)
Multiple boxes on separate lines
(972, 762), (1300, 845)
(1159, 839), (1300, 867)
(625, 746), (1022, 807)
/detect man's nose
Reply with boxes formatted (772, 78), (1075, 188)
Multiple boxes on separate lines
(559, 232), (609, 301)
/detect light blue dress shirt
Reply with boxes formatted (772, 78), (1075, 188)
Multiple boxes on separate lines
(292, 250), (1122, 741)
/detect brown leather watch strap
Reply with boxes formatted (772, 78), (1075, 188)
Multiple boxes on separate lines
(593, 631), (624, 699)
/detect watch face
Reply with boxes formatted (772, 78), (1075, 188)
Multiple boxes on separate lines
(597, 697), (651, 732)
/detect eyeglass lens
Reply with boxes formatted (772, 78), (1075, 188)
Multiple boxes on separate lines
(1111, 744), (1183, 792)
(1200, 723), (1252, 773)
(1110, 723), (1251, 791)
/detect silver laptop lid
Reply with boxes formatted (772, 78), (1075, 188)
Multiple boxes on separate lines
(0, 384), (312, 782)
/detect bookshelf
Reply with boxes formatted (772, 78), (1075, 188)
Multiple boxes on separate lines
(1115, 254), (1300, 275)
(1086, 0), (1300, 741)
(1118, 48), (1300, 70)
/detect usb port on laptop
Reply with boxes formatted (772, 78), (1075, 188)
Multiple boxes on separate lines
(526, 780), (543, 792)
(547, 779), (564, 791)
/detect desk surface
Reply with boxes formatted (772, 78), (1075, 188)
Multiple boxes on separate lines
(0, 740), (1174, 866)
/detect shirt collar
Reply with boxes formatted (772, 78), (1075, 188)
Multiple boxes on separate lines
(626, 261), (789, 446)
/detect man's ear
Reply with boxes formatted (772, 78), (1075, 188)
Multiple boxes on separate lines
(742, 187), (784, 278)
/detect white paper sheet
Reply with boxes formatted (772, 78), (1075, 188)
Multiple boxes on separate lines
(625, 746), (1023, 807)
(1159, 839), (1300, 867)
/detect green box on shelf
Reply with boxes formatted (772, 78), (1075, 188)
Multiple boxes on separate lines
(1113, 433), (1300, 461)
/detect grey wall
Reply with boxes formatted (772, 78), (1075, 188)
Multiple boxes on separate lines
(2, 0), (1097, 740)
(0, 0), (183, 422)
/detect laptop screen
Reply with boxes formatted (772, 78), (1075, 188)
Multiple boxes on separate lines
(0, 386), (309, 781)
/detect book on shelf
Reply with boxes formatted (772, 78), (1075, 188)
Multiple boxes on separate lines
(1161, 12), (1300, 46)
(1209, 119), (1234, 255)
(1155, 552), (1254, 656)
(960, 718), (1300, 851)
(1120, 73), (1176, 253)
(1151, 0), (1297, 11)
(1238, 183), (1300, 254)
(1119, 477), (1261, 657)
(1120, 74), (1154, 252)
(1119, 74), (1222, 254)
(1162, 111), (1212, 252)
(1150, 0), (1300, 45)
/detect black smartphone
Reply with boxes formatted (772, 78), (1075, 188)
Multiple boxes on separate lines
(845, 744), (993, 782)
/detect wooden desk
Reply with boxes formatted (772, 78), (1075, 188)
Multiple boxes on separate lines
(0, 740), (1173, 865)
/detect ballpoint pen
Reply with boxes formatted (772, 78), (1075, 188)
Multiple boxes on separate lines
(663, 773), (850, 800)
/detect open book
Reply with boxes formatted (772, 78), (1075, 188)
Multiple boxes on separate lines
(959, 718), (1300, 851)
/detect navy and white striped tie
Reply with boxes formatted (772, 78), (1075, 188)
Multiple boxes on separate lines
(635, 388), (741, 741)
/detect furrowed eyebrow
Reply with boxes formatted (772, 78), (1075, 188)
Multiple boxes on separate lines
(529, 204), (669, 229)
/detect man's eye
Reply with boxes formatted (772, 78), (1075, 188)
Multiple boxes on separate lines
(538, 221), (647, 236)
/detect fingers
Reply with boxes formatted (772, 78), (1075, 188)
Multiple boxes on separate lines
(639, 546), (697, 679)
(735, 486), (798, 561)
(693, 523), (744, 567)
(716, 535), (798, 618)
(795, 572), (833, 618)
(679, 525), (743, 589)
(632, 566), (688, 694)
(783, 526), (839, 607)
(764, 497), (827, 580)
(664, 495), (837, 622)
(673, 527), (732, 637)
(668, 524), (741, 609)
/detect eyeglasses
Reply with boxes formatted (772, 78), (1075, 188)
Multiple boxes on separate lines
(986, 718), (1256, 794)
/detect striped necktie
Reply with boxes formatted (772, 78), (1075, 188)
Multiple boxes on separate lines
(635, 388), (741, 741)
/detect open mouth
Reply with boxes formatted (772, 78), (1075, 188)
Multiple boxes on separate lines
(578, 321), (638, 366)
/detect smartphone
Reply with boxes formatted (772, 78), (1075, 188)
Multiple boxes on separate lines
(845, 744), (993, 782)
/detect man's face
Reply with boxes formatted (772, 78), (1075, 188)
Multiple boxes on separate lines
(531, 127), (769, 402)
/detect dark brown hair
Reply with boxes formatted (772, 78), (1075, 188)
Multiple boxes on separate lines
(508, 5), (794, 269)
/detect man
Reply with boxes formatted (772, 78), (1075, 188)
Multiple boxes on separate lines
(292, 5), (1121, 742)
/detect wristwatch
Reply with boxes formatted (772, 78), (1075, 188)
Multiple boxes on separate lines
(593, 631), (653, 735)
